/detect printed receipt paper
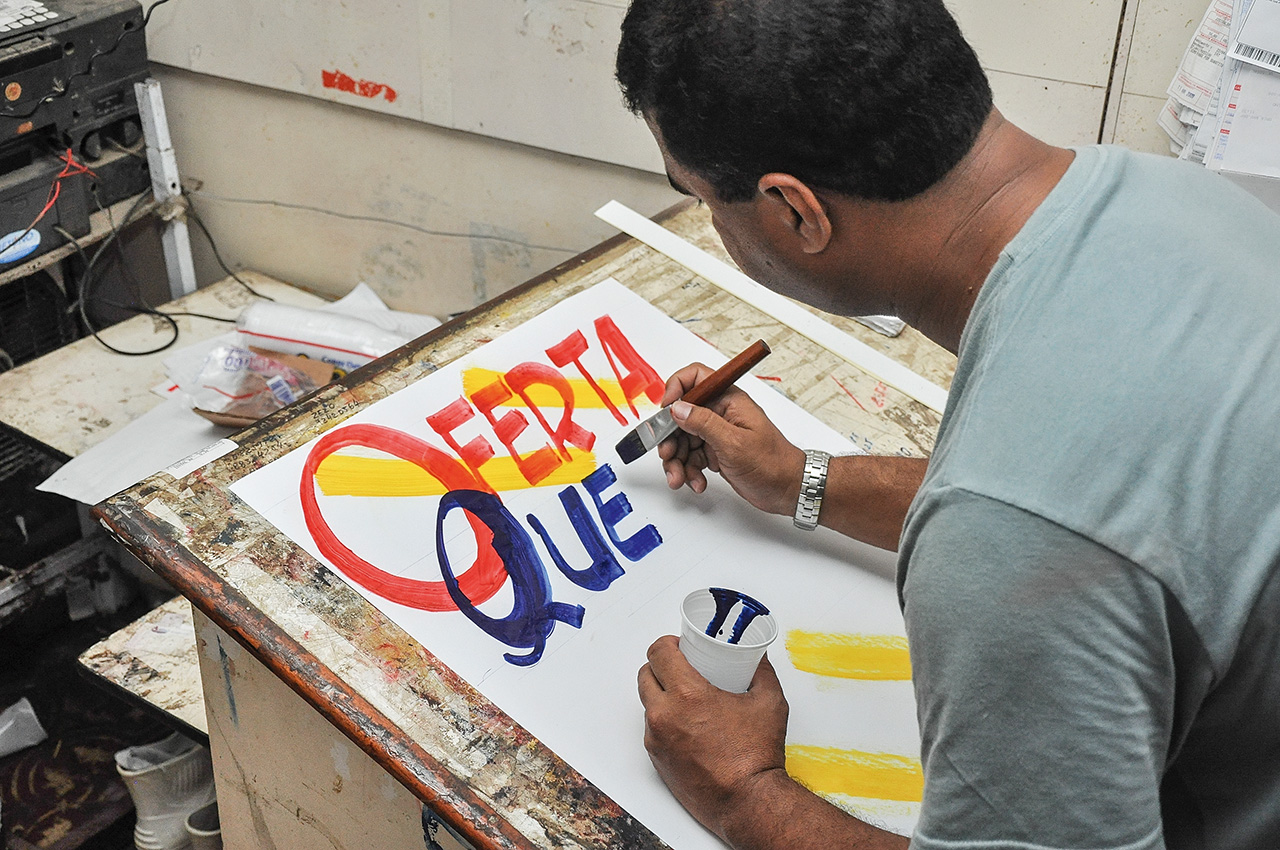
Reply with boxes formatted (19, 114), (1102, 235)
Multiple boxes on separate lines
(232, 279), (921, 847)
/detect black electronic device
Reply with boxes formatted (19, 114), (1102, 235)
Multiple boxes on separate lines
(0, 147), (90, 264)
(0, 0), (148, 154)
(0, 0), (150, 268)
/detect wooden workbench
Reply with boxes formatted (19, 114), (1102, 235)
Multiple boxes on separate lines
(95, 201), (956, 850)
(78, 594), (208, 744)
(0, 274), (328, 628)
(0, 273), (326, 461)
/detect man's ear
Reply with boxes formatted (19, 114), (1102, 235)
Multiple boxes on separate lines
(758, 174), (832, 254)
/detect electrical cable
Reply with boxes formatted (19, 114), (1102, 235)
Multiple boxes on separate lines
(50, 188), (259, 357)
(54, 222), (179, 356)
(93, 189), (238, 323)
(187, 187), (576, 254)
(184, 203), (274, 300)
(1, 0), (175, 122)
(63, 189), (150, 315)
(91, 295), (236, 323)
(2, 148), (95, 255)
(105, 137), (147, 160)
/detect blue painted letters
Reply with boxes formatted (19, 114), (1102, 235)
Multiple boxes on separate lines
(436, 490), (585, 666)
(582, 464), (662, 562)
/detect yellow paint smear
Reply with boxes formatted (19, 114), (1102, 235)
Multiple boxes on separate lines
(462, 367), (632, 410)
(314, 450), (596, 497)
(787, 745), (923, 802)
(786, 631), (912, 681)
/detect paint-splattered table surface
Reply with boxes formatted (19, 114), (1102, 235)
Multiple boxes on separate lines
(95, 201), (957, 850)
(78, 595), (208, 743)
(0, 275), (326, 460)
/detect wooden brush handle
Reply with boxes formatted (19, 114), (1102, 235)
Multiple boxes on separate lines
(683, 339), (771, 407)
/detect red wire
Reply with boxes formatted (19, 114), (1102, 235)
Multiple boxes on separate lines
(5, 148), (97, 251)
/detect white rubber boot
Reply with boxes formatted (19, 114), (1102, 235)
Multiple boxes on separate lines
(185, 800), (222, 850)
(115, 733), (216, 850)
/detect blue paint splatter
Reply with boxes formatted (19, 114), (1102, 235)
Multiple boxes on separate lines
(706, 588), (770, 645)
(436, 490), (584, 666)
(217, 636), (239, 726)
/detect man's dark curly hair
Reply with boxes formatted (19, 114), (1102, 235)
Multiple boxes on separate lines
(616, 0), (993, 203)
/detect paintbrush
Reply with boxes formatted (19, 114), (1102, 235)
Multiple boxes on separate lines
(615, 339), (771, 464)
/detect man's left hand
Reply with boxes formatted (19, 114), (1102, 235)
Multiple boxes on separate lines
(637, 634), (789, 840)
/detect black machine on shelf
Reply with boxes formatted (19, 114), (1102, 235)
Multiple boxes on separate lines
(0, 0), (151, 269)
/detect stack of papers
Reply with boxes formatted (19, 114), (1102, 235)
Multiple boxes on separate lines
(1160, 0), (1280, 192)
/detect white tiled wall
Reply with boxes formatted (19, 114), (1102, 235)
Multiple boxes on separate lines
(1109, 0), (1213, 153)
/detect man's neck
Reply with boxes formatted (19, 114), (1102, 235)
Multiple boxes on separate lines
(879, 111), (1074, 353)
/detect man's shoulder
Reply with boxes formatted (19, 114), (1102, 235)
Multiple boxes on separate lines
(1014, 145), (1280, 272)
(1084, 144), (1271, 218)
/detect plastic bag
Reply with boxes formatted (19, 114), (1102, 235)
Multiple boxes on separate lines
(0, 697), (48, 759)
(183, 345), (320, 420)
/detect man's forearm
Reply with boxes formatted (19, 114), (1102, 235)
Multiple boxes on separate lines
(818, 455), (927, 551)
(719, 768), (910, 850)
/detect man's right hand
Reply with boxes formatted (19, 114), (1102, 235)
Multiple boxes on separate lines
(656, 361), (930, 552)
(656, 363), (806, 517)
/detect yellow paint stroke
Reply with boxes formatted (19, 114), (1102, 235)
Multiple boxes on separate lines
(786, 631), (912, 681)
(314, 449), (597, 497)
(462, 367), (636, 410)
(787, 745), (923, 802)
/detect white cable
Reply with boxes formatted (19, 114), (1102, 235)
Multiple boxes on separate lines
(594, 201), (949, 414)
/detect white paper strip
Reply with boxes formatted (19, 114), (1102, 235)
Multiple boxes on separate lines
(594, 201), (948, 414)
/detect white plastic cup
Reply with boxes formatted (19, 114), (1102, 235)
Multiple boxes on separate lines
(679, 587), (778, 693)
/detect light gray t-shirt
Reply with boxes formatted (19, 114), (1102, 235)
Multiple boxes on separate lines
(899, 145), (1280, 850)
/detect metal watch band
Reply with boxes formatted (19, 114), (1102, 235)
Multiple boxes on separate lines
(793, 449), (831, 531)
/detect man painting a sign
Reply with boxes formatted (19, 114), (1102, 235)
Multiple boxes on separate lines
(619, 1), (1280, 848)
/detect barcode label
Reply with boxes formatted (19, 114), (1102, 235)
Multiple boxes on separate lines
(1234, 41), (1280, 70)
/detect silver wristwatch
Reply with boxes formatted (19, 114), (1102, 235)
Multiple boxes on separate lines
(793, 449), (831, 530)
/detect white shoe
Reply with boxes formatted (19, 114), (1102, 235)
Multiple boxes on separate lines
(115, 733), (216, 850)
(185, 800), (222, 850)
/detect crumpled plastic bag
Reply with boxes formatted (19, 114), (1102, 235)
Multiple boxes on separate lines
(183, 345), (321, 420)
(0, 696), (48, 759)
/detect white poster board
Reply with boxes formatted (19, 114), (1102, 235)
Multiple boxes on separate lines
(232, 280), (921, 847)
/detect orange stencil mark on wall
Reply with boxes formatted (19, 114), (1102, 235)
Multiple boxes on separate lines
(785, 631), (912, 681)
(314, 450), (597, 497)
(786, 746), (923, 802)
(321, 69), (398, 103)
(461, 368), (633, 412)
